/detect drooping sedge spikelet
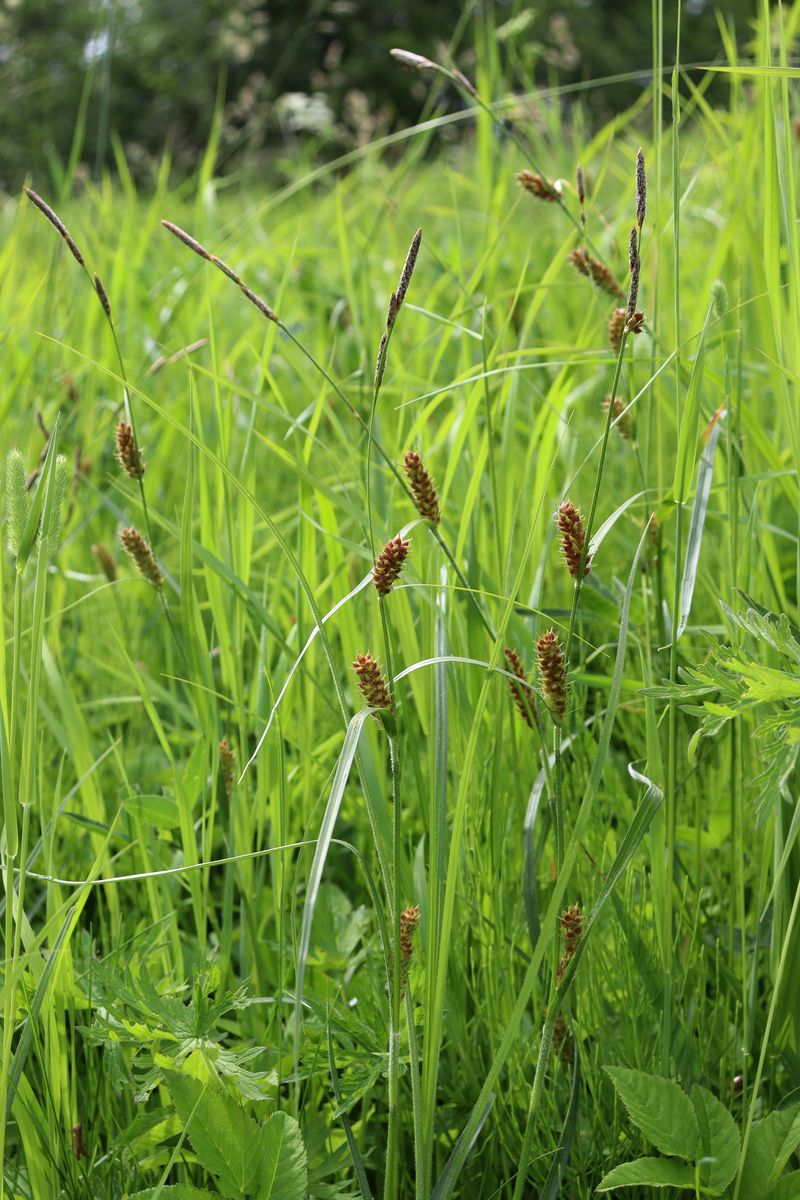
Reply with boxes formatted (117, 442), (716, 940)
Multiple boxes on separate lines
(93, 273), (112, 319)
(352, 653), (393, 713)
(399, 903), (421, 993)
(6, 448), (29, 556)
(115, 421), (145, 480)
(503, 647), (538, 730)
(517, 170), (561, 202)
(219, 738), (237, 798)
(390, 47), (437, 72)
(24, 188), (85, 268)
(403, 450), (440, 524)
(372, 536), (410, 596)
(576, 164), (586, 227)
(161, 221), (279, 323)
(92, 542), (117, 582)
(120, 526), (163, 590)
(608, 307), (626, 352)
(556, 500), (590, 578)
(603, 394), (635, 442)
(537, 630), (567, 723)
(568, 249), (624, 299)
(555, 903), (583, 984)
(635, 147), (647, 230)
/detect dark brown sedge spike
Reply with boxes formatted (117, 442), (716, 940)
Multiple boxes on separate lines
(399, 903), (421, 993)
(24, 187), (86, 268)
(626, 226), (640, 323)
(608, 307), (626, 353)
(555, 903), (583, 984)
(219, 738), (237, 798)
(93, 273), (112, 319)
(568, 248), (624, 299)
(395, 228), (422, 311)
(635, 147), (647, 230)
(372, 536), (410, 596)
(603, 394), (635, 442)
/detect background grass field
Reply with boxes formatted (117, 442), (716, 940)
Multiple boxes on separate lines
(2, 5), (800, 1197)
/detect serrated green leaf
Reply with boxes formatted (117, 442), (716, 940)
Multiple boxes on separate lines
(740, 1106), (800, 1199)
(128, 1188), (218, 1200)
(257, 1111), (307, 1200)
(597, 1156), (697, 1190)
(605, 1068), (699, 1159)
(690, 1084), (740, 1194)
(166, 1071), (264, 1197)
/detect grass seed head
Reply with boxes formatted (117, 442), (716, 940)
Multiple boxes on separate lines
(556, 903), (583, 983)
(352, 653), (393, 712)
(712, 278), (729, 316)
(372, 535), (410, 596)
(635, 147), (646, 229)
(576, 163), (586, 210)
(161, 219), (211, 261)
(569, 249), (623, 298)
(537, 629), (567, 723)
(92, 542), (117, 582)
(120, 526), (162, 590)
(396, 228), (422, 311)
(24, 187), (86, 268)
(6, 448), (29, 557)
(390, 48), (437, 72)
(608, 307), (626, 352)
(517, 170), (561, 202)
(403, 450), (440, 524)
(93, 273), (112, 319)
(44, 454), (69, 548)
(556, 500), (590, 578)
(503, 647), (538, 729)
(400, 903), (421, 992)
(603, 394), (635, 442)
(374, 330), (389, 390)
(219, 738), (237, 798)
(115, 421), (145, 480)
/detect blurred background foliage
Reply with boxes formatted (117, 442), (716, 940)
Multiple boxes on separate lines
(0, 0), (761, 191)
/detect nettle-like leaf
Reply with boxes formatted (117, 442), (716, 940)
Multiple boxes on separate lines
(690, 1084), (740, 1195)
(128, 1188), (218, 1200)
(769, 1171), (800, 1199)
(606, 1068), (699, 1161)
(257, 1111), (308, 1200)
(596, 1156), (696, 1190)
(166, 1071), (265, 1197)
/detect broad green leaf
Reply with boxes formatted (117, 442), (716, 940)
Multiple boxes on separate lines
(257, 1112), (307, 1200)
(605, 1068), (699, 1160)
(166, 1071), (264, 1197)
(597, 1156), (696, 1190)
(769, 1172), (800, 1200)
(740, 1106), (800, 1199)
(690, 1084), (740, 1195)
(124, 793), (180, 828)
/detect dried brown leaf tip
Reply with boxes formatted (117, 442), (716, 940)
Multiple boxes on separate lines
(608, 307), (626, 353)
(372, 535), (410, 596)
(555, 903), (583, 985)
(403, 450), (440, 524)
(537, 629), (567, 723)
(568, 248), (624, 299)
(556, 500), (590, 578)
(353, 653), (393, 713)
(92, 542), (117, 582)
(517, 170), (561, 202)
(24, 187), (86, 268)
(120, 526), (162, 590)
(400, 903), (421, 993)
(504, 647), (539, 730)
(635, 148), (647, 229)
(115, 421), (145, 480)
(219, 738), (237, 798)
(603, 394), (635, 442)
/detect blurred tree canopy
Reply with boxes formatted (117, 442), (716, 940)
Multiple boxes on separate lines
(1, 0), (756, 191)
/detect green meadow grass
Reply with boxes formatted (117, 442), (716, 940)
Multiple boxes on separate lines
(2, 8), (800, 1198)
